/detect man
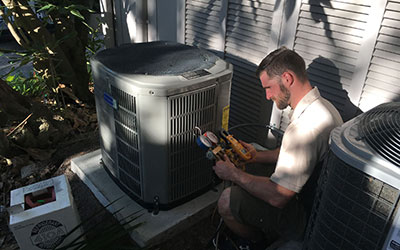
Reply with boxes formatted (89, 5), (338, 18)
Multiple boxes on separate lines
(213, 47), (343, 249)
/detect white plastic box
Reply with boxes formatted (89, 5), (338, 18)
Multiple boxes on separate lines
(9, 175), (82, 250)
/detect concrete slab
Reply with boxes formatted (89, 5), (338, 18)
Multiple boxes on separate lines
(71, 149), (222, 247)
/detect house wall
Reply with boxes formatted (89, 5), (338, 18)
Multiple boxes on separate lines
(102, 0), (400, 145)
(99, 0), (185, 45)
(147, 0), (185, 43)
(183, 0), (276, 144)
(182, 0), (400, 146)
(99, 0), (148, 46)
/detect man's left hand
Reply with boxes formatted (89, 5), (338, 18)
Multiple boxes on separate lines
(212, 155), (240, 182)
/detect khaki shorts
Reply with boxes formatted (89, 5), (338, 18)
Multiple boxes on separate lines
(229, 165), (307, 240)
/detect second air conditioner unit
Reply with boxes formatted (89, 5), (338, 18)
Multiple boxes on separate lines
(303, 102), (400, 250)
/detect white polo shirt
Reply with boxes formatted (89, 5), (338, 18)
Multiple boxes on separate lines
(270, 87), (343, 193)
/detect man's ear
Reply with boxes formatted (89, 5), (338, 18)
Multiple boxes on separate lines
(282, 71), (294, 87)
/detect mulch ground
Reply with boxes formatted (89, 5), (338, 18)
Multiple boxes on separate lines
(0, 107), (219, 250)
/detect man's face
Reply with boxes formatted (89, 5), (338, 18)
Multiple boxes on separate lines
(260, 71), (291, 110)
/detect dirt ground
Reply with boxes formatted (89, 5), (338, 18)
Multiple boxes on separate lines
(0, 129), (220, 250)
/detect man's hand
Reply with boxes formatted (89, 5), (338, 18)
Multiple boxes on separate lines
(214, 154), (295, 208)
(239, 140), (257, 162)
(212, 155), (240, 182)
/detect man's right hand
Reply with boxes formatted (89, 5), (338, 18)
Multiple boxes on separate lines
(213, 154), (241, 182)
(239, 140), (257, 163)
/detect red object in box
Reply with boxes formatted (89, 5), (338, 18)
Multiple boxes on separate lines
(24, 187), (56, 209)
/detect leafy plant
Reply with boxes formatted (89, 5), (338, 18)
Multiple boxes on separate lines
(34, 0), (105, 73)
(85, 16), (105, 84)
(0, 0), (103, 103)
(4, 70), (48, 97)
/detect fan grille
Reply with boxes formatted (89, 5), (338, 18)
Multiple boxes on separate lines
(168, 86), (216, 201)
(358, 102), (400, 168)
(303, 152), (400, 250)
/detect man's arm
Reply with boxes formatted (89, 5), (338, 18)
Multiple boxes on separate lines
(240, 141), (280, 164)
(252, 148), (280, 164)
(213, 155), (296, 208)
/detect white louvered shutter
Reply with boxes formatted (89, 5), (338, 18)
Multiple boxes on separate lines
(185, 0), (226, 55)
(359, 0), (400, 111)
(224, 0), (276, 143)
(290, 0), (374, 123)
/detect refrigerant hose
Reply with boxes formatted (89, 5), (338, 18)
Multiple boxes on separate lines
(209, 123), (284, 249)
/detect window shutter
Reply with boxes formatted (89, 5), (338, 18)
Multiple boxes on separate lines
(359, 0), (400, 111)
(224, 0), (276, 143)
(185, 0), (226, 55)
(292, 0), (373, 123)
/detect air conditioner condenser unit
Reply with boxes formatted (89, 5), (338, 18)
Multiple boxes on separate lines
(303, 102), (400, 250)
(90, 41), (232, 210)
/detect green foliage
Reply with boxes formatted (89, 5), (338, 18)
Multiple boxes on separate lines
(5, 71), (48, 97)
(0, 46), (49, 97)
(86, 17), (104, 57)
(1, 0), (104, 96)
(34, 1), (96, 30)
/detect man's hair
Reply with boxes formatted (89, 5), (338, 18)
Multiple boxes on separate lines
(256, 46), (308, 82)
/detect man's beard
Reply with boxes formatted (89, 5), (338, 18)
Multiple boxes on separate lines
(275, 82), (291, 110)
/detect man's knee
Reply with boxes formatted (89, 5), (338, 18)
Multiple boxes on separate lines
(218, 187), (232, 217)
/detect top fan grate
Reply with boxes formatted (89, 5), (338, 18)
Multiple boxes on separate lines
(358, 102), (400, 168)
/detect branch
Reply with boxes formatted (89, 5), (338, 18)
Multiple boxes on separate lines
(0, 2), (28, 47)
(0, 0), (32, 47)
(6, 113), (33, 137)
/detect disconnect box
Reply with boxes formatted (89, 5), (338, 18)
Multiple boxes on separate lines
(9, 175), (82, 250)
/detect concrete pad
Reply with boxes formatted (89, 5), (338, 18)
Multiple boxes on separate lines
(266, 239), (303, 250)
(71, 149), (222, 247)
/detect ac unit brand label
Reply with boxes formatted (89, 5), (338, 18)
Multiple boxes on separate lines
(390, 240), (400, 250)
(103, 92), (118, 109)
(30, 219), (67, 249)
(182, 69), (211, 80)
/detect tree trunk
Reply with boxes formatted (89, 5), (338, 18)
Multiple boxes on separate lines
(0, 79), (73, 155)
(0, 79), (31, 124)
(50, 11), (92, 103)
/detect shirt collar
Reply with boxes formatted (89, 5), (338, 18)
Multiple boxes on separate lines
(290, 87), (321, 122)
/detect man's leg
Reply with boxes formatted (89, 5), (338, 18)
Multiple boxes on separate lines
(217, 187), (265, 242)
(218, 185), (305, 244)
